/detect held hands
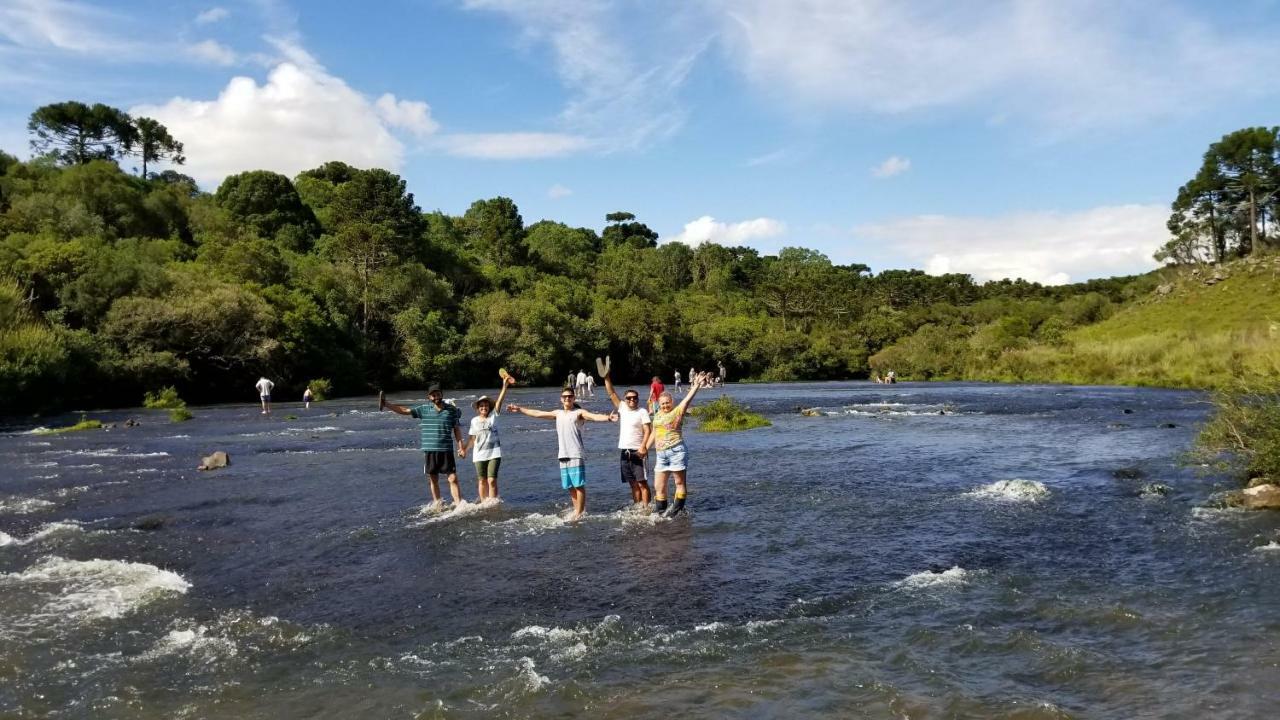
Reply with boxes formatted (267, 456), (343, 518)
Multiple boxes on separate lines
(457, 443), (467, 459)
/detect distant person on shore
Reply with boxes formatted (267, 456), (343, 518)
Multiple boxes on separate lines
(585, 372), (596, 398)
(650, 374), (708, 517)
(381, 383), (467, 510)
(603, 364), (653, 507)
(255, 376), (274, 414)
(566, 371), (576, 392)
(673, 370), (682, 394)
(466, 371), (516, 503)
(303, 386), (313, 409)
(648, 375), (665, 415)
(507, 390), (617, 521)
(887, 370), (897, 384)
(576, 369), (588, 399)
(717, 360), (727, 386)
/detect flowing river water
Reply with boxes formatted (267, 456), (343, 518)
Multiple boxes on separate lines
(2, 382), (1278, 718)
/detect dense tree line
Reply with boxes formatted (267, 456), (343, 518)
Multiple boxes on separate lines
(1, 102), (1151, 413)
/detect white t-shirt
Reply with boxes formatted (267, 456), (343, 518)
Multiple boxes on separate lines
(469, 415), (501, 461)
(616, 404), (650, 450)
(674, 371), (682, 383)
(576, 371), (587, 386)
(256, 378), (274, 396)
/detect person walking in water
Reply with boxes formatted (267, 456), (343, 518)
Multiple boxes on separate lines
(717, 360), (727, 386)
(647, 375), (665, 415)
(255, 376), (274, 414)
(603, 365), (653, 508)
(673, 369), (682, 395)
(650, 374), (707, 517)
(465, 371), (515, 503)
(507, 389), (617, 521)
(576, 369), (588, 399)
(585, 372), (596, 398)
(381, 384), (467, 510)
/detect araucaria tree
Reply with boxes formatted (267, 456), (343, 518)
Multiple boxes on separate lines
(1160, 126), (1280, 264)
(131, 117), (185, 178)
(28, 101), (137, 165)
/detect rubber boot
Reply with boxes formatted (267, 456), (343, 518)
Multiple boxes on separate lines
(654, 498), (668, 515)
(664, 496), (685, 518)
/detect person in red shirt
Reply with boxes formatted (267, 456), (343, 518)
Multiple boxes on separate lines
(647, 376), (665, 415)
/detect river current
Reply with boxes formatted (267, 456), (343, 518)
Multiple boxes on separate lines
(2, 382), (1278, 718)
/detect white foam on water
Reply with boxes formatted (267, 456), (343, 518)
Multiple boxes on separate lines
(0, 497), (56, 514)
(1252, 541), (1280, 552)
(26, 441), (53, 447)
(50, 485), (90, 498)
(0, 556), (190, 621)
(80, 449), (169, 458)
(1191, 506), (1247, 521)
(518, 657), (549, 691)
(164, 435), (191, 439)
(24, 427), (51, 434)
(63, 464), (102, 469)
(896, 566), (973, 590)
(29, 461), (59, 468)
(410, 498), (500, 526)
(964, 479), (1050, 502)
(1, 521), (93, 546)
(492, 512), (569, 536)
(141, 626), (238, 663)
(0, 531), (15, 546)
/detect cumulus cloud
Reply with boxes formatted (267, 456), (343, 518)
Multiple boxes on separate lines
(668, 215), (787, 246)
(195, 7), (229, 25)
(374, 94), (439, 138)
(188, 39), (236, 66)
(131, 44), (428, 187)
(853, 204), (1167, 285)
(872, 155), (910, 178)
(713, 0), (1280, 130)
(441, 132), (594, 159)
(547, 183), (573, 199)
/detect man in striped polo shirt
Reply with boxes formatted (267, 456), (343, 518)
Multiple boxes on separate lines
(381, 383), (467, 509)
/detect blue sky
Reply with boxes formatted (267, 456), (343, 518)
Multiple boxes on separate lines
(2, 0), (1279, 283)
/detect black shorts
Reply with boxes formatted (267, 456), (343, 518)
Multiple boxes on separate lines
(620, 449), (648, 485)
(424, 451), (456, 476)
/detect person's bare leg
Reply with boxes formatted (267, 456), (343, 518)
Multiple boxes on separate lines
(640, 479), (652, 505)
(427, 473), (442, 507)
(477, 474), (486, 501)
(568, 487), (586, 520)
(487, 477), (499, 501)
(446, 473), (462, 504)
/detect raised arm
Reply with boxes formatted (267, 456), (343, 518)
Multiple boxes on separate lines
(675, 375), (705, 415)
(494, 373), (515, 412)
(603, 370), (621, 408)
(506, 403), (557, 420)
(379, 391), (413, 416)
(581, 408), (619, 423)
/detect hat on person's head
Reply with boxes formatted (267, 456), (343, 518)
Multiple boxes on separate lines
(427, 383), (442, 395)
(473, 395), (494, 409)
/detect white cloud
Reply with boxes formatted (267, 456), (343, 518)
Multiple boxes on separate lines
(188, 39), (236, 66)
(872, 155), (910, 178)
(853, 205), (1167, 285)
(668, 215), (787, 246)
(195, 7), (230, 25)
(131, 43), (427, 187)
(441, 132), (594, 159)
(374, 94), (439, 138)
(0, 0), (137, 55)
(744, 148), (788, 167)
(547, 183), (573, 199)
(713, 0), (1280, 130)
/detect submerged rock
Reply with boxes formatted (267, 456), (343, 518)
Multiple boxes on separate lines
(198, 451), (230, 471)
(1139, 483), (1170, 498)
(800, 408), (823, 417)
(1112, 467), (1144, 480)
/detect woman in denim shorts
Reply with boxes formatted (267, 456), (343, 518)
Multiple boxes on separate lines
(650, 374), (708, 517)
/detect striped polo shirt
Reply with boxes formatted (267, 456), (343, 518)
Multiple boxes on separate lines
(409, 403), (462, 452)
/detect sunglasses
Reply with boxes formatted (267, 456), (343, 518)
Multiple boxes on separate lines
(624, 395), (639, 401)
(561, 395), (575, 400)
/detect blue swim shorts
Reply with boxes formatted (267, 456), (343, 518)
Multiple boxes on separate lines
(559, 458), (586, 489)
(655, 444), (687, 472)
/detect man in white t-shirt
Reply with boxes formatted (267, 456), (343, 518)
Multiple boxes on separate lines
(585, 373), (596, 397)
(575, 369), (588, 399)
(255, 376), (274, 414)
(603, 365), (653, 506)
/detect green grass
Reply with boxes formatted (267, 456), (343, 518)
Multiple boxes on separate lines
(35, 415), (102, 434)
(974, 258), (1280, 389)
(690, 395), (771, 432)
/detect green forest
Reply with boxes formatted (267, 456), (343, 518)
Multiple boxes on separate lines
(2, 103), (1279, 415)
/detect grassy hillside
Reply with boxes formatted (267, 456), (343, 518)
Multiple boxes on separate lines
(973, 255), (1280, 389)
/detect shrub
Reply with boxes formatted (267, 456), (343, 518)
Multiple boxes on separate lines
(168, 406), (193, 422)
(690, 395), (771, 432)
(35, 413), (102, 434)
(307, 377), (332, 401)
(1194, 382), (1280, 483)
(143, 385), (185, 409)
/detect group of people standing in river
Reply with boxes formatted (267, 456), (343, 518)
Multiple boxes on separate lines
(379, 363), (717, 522)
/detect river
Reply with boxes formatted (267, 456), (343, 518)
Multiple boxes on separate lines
(2, 382), (1278, 718)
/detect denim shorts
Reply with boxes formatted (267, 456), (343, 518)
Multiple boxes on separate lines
(654, 444), (687, 472)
